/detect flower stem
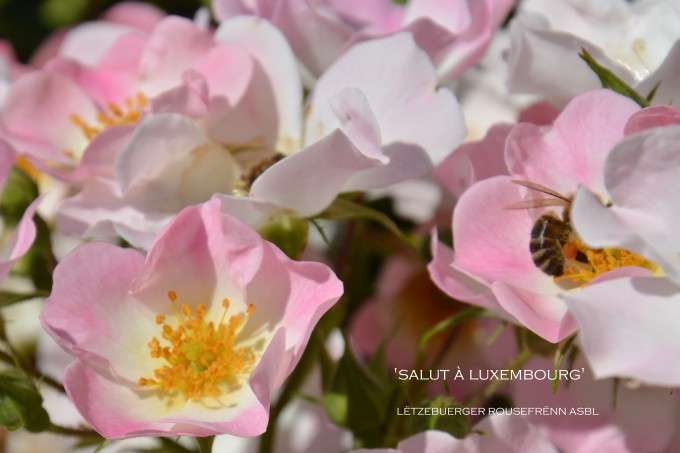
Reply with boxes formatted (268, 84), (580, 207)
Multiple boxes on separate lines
(0, 339), (65, 393)
(48, 423), (100, 438)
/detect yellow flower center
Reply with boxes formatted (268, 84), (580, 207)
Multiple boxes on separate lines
(70, 92), (148, 143)
(555, 238), (660, 287)
(138, 290), (256, 402)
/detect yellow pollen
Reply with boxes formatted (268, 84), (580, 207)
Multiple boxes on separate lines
(15, 155), (40, 181)
(70, 92), (147, 141)
(555, 238), (660, 286)
(138, 291), (257, 402)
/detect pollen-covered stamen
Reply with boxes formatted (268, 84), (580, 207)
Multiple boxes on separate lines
(70, 92), (148, 142)
(138, 291), (257, 402)
(555, 238), (660, 286)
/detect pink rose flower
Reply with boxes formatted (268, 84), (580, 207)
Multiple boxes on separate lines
(54, 27), (464, 248)
(40, 198), (343, 438)
(428, 89), (661, 342)
(213, 0), (514, 82)
(562, 122), (680, 386)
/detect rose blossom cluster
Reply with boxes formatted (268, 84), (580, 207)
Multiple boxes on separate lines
(0, 0), (680, 452)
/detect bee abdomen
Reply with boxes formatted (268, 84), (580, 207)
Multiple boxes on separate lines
(530, 243), (565, 276)
(529, 215), (571, 277)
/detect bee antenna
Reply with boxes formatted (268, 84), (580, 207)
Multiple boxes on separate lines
(511, 179), (571, 202)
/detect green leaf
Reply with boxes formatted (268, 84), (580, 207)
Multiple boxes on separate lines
(316, 198), (408, 244)
(405, 396), (469, 439)
(579, 48), (649, 107)
(259, 214), (309, 259)
(322, 392), (348, 426)
(418, 307), (484, 351)
(0, 290), (49, 308)
(645, 81), (661, 103)
(326, 346), (390, 435)
(0, 166), (38, 228)
(40, 0), (89, 27)
(0, 369), (50, 432)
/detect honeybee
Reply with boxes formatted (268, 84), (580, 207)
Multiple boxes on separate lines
(508, 180), (588, 277)
(239, 152), (286, 190)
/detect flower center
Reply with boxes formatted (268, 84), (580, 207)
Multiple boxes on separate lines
(70, 92), (148, 143)
(138, 290), (256, 402)
(555, 238), (660, 287)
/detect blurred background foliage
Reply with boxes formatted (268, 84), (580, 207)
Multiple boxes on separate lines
(0, 0), (210, 62)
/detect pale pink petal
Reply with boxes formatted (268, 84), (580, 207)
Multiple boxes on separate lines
(102, 2), (165, 32)
(330, 88), (387, 164)
(215, 15), (303, 153)
(452, 175), (556, 294)
(249, 129), (385, 217)
(30, 30), (67, 69)
(624, 105), (680, 135)
(40, 242), (149, 378)
(45, 56), (138, 113)
(60, 22), (140, 67)
(405, 0), (470, 35)
(131, 199), (263, 312)
(0, 196), (41, 282)
(436, 0), (515, 80)
(265, 0), (352, 78)
(62, 334), (277, 439)
(636, 40), (680, 106)
(212, 194), (283, 228)
(507, 14), (633, 106)
(491, 282), (575, 342)
(397, 430), (461, 453)
(512, 355), (679, 453)
(427, 228), (504, 313)
(563, 277), (680, 386)
(505, 89), (639, 195)
(307, 33), (465, 166)
(572, 126), (680, 282)
(213, 0), (257, 21)
(151, 71), (209, 118)
(137, 17), (214, 96)
(1, 72), (98, 162)
(246, 244), (344, 383)
(571, 187), (650, 260)
(435, 123), (511, 198)
(518, 101), (560, 126)
(115, 113), (208, 194)
(468, 414), (559, 453)
(191, 44), (254, 103)
(56, 178), (168, 250)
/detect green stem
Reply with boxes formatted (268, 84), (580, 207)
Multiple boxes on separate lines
(196, 436), (214, 453)
(0, 348), (65, 393)
(48, 423), (100, 438)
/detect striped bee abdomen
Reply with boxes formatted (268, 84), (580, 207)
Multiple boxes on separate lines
(529, 214), (572, 276)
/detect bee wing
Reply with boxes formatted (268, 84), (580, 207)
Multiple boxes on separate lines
(511, 179), (571, 202)
(505, 197), (570, 210)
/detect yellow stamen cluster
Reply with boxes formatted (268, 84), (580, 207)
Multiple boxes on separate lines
(557, 239), (660, 286)
(71, 92), (148, 141)
(138, 290), (256, 402)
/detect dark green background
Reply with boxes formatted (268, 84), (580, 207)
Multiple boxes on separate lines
(0, 0), (207, 62)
